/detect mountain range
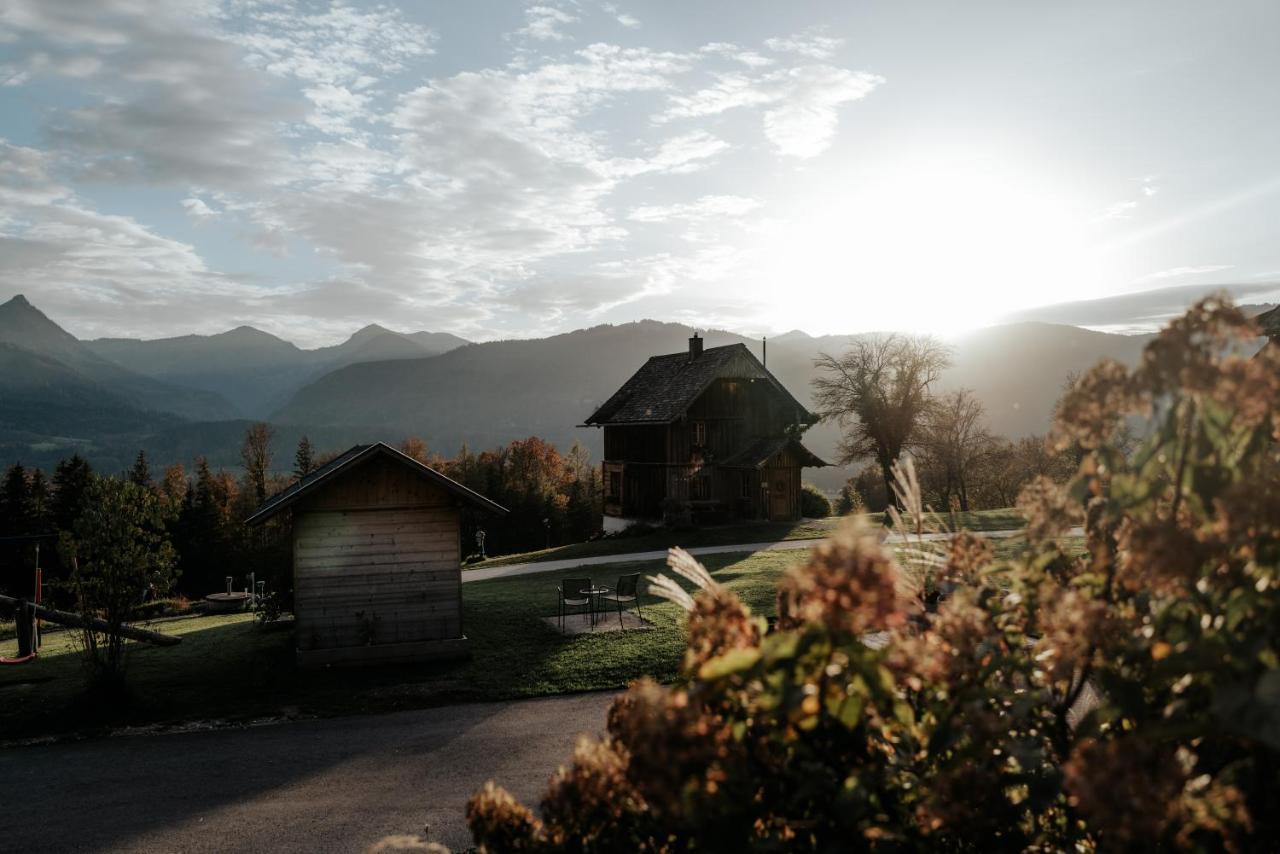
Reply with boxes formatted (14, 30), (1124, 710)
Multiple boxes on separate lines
(0, 292), (1254, 489)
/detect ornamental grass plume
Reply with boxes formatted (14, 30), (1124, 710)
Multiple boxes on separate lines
(649, 547), (762, 674)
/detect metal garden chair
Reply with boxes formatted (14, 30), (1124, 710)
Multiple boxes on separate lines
(557, 577), (592, 633)
(600, 572), (643, 630)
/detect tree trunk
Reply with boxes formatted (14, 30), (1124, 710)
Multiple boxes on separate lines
(880, 462), (897, 512)
(0, 595), (181, 646)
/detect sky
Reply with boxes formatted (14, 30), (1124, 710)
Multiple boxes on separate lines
(1, 0), (1279, 347)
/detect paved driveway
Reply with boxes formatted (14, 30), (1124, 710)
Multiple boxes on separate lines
(0, 691), (615, 853)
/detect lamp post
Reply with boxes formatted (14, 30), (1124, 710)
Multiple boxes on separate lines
(543, 517), (551, 550)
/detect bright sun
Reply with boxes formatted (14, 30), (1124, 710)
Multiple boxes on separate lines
(752, 150), (1112, 337)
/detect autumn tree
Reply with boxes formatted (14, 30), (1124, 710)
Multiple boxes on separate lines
(812, 334), (951, 508)
(399, 436), (429, 463)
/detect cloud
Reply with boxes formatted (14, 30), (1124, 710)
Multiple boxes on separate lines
(518, 5), (578, 41)
(660, 65), (882, 158)
(1092, 199), (1139, 223)
(764, 29), (844, 61)
(0, 2), (886, 339)
(629, 195), (761, 223)
(1134, 264), (1235, 283)
(181, 197), (218, 221)
(0, 139), (262, 338)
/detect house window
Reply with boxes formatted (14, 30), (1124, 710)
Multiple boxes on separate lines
(606, 471), (621, 500)
(690, 473), (710, 500)
(693, 420), (706, 446)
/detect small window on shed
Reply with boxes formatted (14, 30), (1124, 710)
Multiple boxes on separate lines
(607, 471), (621, 500)
(693, 420), (706, 446)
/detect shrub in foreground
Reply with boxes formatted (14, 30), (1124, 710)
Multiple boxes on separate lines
(460, 297), (1279, 852)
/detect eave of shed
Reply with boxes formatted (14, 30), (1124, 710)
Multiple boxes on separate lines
(246, 442), (508, 525)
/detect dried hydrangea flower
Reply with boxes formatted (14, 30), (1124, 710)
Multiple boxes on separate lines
(938, 530), (993, 586)
(1052, 359), (1141, 451)
(467, 780), (544, 852)
(1017, 476), (1083, 543)
(776, 523), (905, 636)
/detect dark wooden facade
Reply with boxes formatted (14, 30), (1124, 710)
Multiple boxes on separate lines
(247, 443), (506, 667)
(585, 337), (826, 527)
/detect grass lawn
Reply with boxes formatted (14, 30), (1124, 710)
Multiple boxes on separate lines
(0, 530), (1079, 742)
(474, 507), (1028, 569)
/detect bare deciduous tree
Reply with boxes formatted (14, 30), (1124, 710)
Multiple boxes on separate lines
(917, 388), (994, 512)
(240, 422), (274, 504)
(812, 335), (951, 508)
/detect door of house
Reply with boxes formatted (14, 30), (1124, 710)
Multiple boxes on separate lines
(769, 478), (789, 521)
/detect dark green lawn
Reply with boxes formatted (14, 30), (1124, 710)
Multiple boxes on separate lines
(0, 550), (798, 741)
(0, 529), (1075, 742)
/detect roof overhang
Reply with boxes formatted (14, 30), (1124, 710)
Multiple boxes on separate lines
(246, 442), (508, 525)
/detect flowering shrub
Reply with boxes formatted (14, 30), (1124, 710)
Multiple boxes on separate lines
(465, 297), (1279, 852)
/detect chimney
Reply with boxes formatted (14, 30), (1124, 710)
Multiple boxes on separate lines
(762, 336), (767, 368)
(689, 331), (703, 358)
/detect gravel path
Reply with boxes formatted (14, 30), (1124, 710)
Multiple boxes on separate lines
(463, 526), (1081, 583)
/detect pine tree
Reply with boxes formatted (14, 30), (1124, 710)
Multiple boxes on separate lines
(294, 435), (315, 479)
(51, 454), (93, 533)
(28, 469), (50, 533)
(128, 450), (151, 488)
(0, 463), (30, 537)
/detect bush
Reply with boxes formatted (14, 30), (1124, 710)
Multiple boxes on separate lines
(465, 297), (1280, 851)
(62, 477), (177, 686)
(834, 478), (865, 515)
(799, 483), (830, 518)
(661, 497), (693, 529)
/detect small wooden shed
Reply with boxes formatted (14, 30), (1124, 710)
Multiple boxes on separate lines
(247, 442), (507, 667)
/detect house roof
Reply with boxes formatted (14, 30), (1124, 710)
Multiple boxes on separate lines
(583, 342), (812, 426)
(1258, 305), (1280, 341)
(245, 442), (507, 525)
(719, 435), (829, 469)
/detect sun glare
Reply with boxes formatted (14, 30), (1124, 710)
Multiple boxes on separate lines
(754, 152), (1110, 337)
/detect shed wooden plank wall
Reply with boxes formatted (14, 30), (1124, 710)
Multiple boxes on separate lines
(291, 455), (463, 655)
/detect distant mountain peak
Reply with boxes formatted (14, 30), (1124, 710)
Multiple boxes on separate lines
(0, 292), (81, 347)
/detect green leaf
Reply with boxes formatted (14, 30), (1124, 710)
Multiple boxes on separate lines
(698, 646), (761, 681)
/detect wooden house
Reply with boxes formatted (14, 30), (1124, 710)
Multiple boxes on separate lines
(247, 442), (507, 667)
(583, 335), (827, 530)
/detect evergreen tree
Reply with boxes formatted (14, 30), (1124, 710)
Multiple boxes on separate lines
(50, 454), (93, 533)
(0, 463), (30, 537)
(28, 469), (51, 533)
(128, 450), (151, 488)
(294, 435), (315, 479)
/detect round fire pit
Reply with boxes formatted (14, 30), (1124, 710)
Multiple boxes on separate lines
(203, 592), (252, 613)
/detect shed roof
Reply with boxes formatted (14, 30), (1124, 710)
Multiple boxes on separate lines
(245, 442), (508, 525)
(583, 342), (812, 426)
(719, 435), (829, 469)
(1258, 304), (1280, 341)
